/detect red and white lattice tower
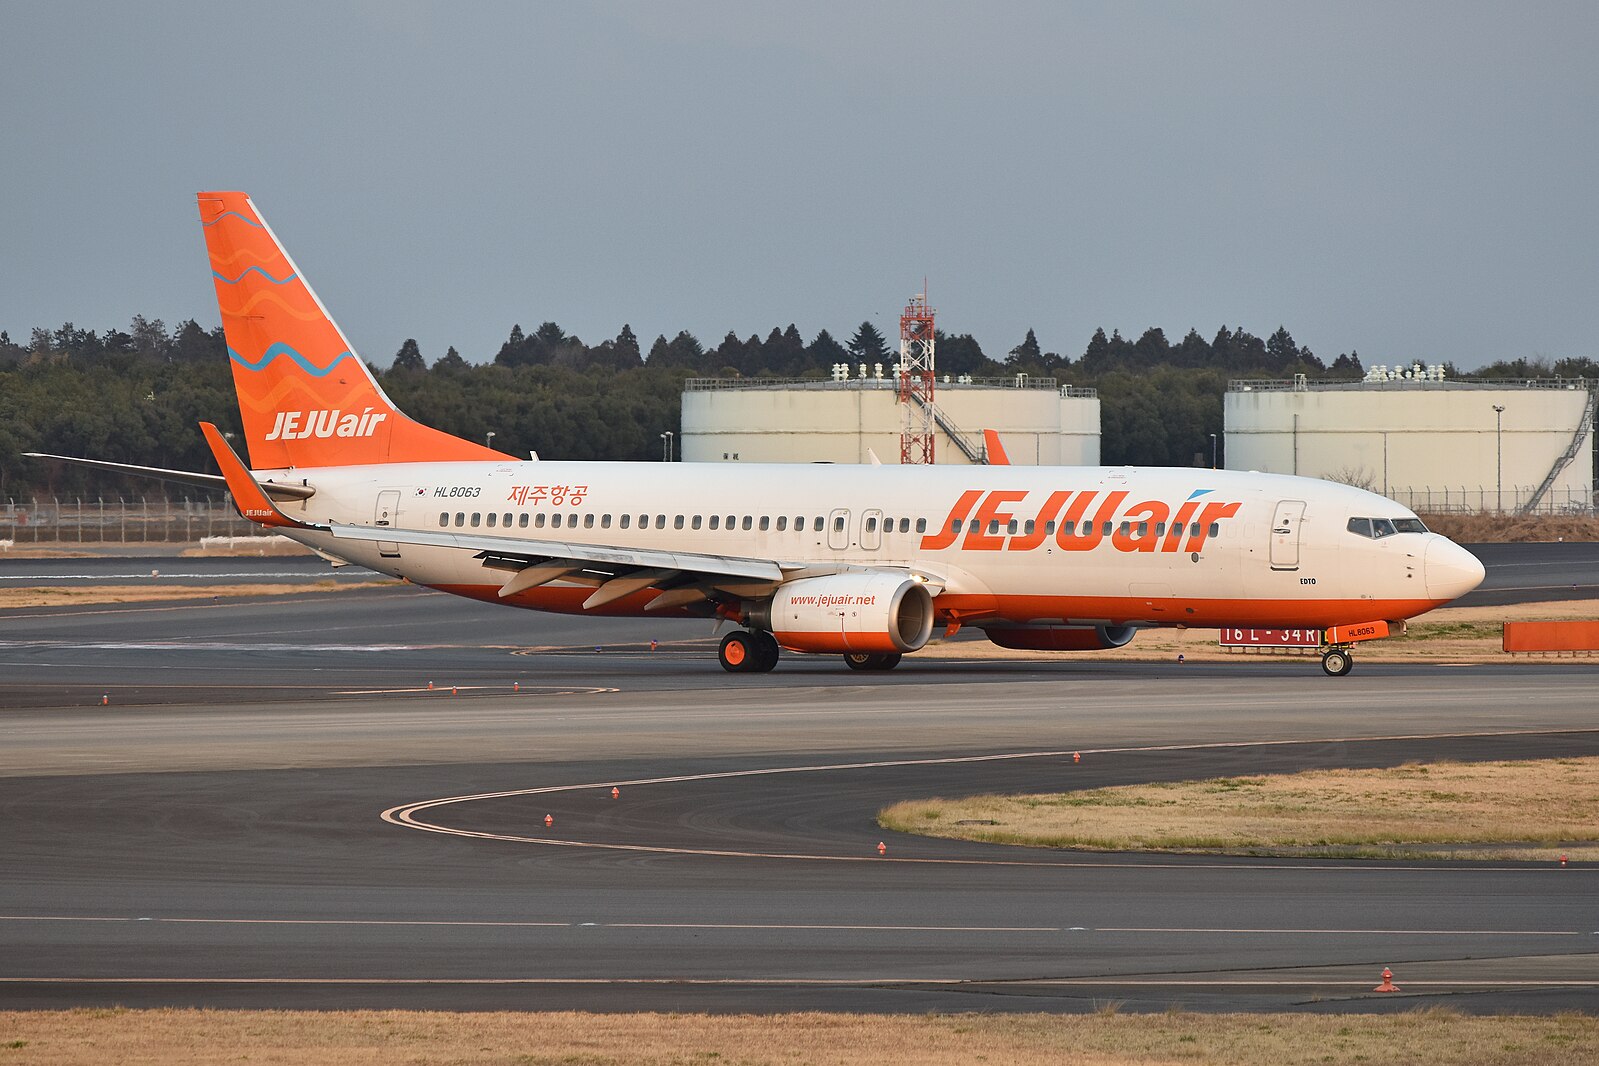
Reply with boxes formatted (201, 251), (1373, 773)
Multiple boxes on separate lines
(897, 292), (936, 464)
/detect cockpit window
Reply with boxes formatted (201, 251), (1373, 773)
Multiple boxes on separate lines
(1348, 516), (1428, 539)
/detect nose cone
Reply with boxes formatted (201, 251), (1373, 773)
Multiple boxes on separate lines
(1425, 537), (1486, 601)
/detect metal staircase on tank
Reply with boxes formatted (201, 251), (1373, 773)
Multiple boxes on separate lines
(1521, 383), (1598, 515)
(907, 392), (992, 464)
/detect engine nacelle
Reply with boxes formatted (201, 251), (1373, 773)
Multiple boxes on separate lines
(756, 573), (935, 655)
(983, 624), (1137, 652)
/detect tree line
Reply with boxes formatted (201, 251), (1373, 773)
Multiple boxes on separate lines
(2, 315), (1591, 499)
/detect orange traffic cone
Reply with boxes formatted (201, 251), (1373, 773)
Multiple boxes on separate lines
(544, 814), (553, 828)
(1072, 751), (1081, 764)
(877, 841), (887, 855)
(611, 787), (620, 799)
(101, 694), (109, 706)
(513, 681), (519, 693)
(1373, 967), (1400, 992)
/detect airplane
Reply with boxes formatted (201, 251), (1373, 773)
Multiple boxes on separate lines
(28, 191), (1487, 677)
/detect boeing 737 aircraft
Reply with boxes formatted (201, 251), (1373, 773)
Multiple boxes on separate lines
(30, 192), (1486, 675)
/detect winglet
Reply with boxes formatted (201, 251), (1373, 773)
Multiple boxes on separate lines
(200, 422), (315, 529)
(983, 429), (1011, 465)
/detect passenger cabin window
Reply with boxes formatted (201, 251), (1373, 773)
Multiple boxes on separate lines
(486, 513), (497, 528)
(915, 518), (926, 533)
(759, 516), (770, 531)
(584, 514), (595, 529)
(550, 513), (562, 528)
(742, 516), (752, 530)
(777, 516), (788, 531)
(1209, 522), (1220, 537)
(518, 513), (529, 528)
(692, 515), (702, 529)
(454, 512), (465, 527)
(534, 513), (546, 528)
(656, 514), (666, 527)
(601, 514), (611, 529)
(865, 516), (877, 533)
(620, 514), (630, 529)
(674, 515), (685, 529)
(833, 515), (845, 532)
(1045, 520), (1056, 535)
(1008, 520), (1018, 534)
(504, 513), (512, 527)
(470, 513), (481, 527)
(438, 513), (449, 528)
(710, 516), (720, 530)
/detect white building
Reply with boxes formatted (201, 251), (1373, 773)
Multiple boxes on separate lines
(1225, 371), (1596, 514)
(681, 374), (1100, 466)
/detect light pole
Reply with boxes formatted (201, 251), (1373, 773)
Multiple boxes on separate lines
(660, 431), (674, 463)
(1492, 405), (1505, 514)
(485, 430), (496, 450)
(1208, 433), (1218, 470)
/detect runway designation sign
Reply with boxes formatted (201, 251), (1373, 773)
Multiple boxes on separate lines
(1218, 627), (1321, 648)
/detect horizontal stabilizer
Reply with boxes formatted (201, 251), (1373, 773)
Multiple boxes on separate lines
(23, 451), (316, 500)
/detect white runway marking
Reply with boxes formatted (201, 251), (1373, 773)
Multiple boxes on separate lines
(382, 726), (1599, 872)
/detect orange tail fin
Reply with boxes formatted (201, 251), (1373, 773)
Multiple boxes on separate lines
(197, 191), (506, 469)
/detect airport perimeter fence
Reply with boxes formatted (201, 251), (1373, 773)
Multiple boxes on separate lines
(0, 496), (257, 545)
(1385, 486), (1594, 516)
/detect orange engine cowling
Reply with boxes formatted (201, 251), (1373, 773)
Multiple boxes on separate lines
(982, 624), (1138, 652)
(755, 573), (935, 655)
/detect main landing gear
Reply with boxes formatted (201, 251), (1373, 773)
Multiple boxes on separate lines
(1320, 646), (1354, 676)
(719, 630), (780, 673)
(843, 651), (902, 671)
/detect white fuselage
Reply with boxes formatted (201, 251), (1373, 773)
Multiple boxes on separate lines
(265, 460), (1483, 631)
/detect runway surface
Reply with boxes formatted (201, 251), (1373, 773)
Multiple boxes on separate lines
(1, 548), (1597, 1013)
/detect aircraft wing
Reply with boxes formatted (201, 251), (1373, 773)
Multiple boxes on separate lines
(329, 521), (787, 606)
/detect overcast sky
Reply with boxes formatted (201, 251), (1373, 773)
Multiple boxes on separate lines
(2, 2), (1595, 371)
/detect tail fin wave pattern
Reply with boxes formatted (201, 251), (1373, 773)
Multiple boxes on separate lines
(198, 191), (506, 469)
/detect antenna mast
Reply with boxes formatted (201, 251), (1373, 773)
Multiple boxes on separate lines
(897, 289), (936, 464)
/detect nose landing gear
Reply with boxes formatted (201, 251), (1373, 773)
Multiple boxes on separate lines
(1320, 647), (1354, 676)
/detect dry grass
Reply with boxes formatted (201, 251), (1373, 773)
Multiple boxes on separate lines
(1418, 513), (1599, 544)
(0, 581), (393, 609)
(0, 1009), (1593, 1065)
(880, 757), (1599, 860)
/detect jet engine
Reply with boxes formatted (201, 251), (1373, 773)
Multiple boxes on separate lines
(982, 624), (1137, 652)
(752, 573), (935, 655)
